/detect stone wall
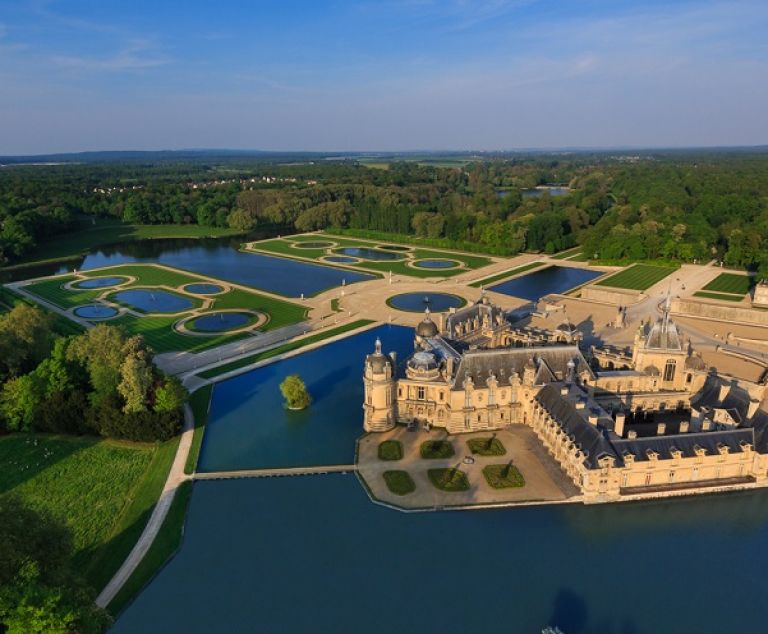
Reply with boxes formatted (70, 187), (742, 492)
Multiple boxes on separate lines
(580, 285), (644, 306)
(671, 298), (768, 327)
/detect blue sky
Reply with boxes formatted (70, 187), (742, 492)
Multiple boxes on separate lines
(1, 0), (767, 154)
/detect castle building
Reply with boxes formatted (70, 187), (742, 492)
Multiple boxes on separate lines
(363, 296), (768, 502)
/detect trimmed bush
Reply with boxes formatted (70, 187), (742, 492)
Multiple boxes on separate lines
(420, 440), (455, 460)
(383, 470), (415, 495)
(467, 437), (506, 456)
(483, 463), (525, 489)
(428, 468), (469, 492)
(378, 440), (403, 461)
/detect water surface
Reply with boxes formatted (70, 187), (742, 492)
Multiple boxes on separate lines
(337, 247), (403, 261)
(184, 283), (223, 295)
(112, 289), (194, 313)
(387, 292), (465, 312)
(72, 276), (126, 289)
(490, 265), (600, 301)
(189, 312), (252, 332)
(412, 259), (459, 269)
(73, 304), (118, 319)
(112, 476), (768, 634)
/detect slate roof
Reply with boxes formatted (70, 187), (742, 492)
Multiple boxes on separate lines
(613, 428), (754, 462)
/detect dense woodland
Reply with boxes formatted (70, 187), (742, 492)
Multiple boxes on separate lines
(1, 150), (767, 276)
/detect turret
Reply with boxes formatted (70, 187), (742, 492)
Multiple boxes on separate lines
(363, 338), (396, 432)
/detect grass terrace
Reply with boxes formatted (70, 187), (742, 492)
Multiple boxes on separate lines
(467, 437), (507, 456)
(0, 433), (178, 593)
(701, 273), (753, 296)
(469, 261), (543, 288)
(693, 291), (746, 302)
(551, 247), (581, 260)
(383, 470), (416, 496)
(378, 440), (403, 461)
(420, 440), (455, 460)
(483, 463), (525, 489)
(428, 468), (470, 492)
(184, 385), (213, 474)
(595, 264), (677, 291)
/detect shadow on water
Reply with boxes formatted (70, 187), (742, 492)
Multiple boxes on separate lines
(548, 587), (588, 633)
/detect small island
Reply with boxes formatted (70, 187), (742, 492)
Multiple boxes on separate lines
(279, 374), (312, 410)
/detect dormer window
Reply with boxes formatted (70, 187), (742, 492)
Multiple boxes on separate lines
(646, 449), (659, 461)
(670, 448), (682, 460)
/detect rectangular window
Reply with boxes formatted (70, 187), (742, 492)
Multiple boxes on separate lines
(417, 386), (425, 400)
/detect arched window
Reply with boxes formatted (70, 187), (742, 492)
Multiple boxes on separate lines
(664, 359), (676, 382)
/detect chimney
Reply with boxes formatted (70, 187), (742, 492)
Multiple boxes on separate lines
(679, 421), (689, 433)
(446, 356), (454, 378)
(588, 412), (599, 426)
(747, 400), (760, 419)
(614, 412), (626, 437)
(575, 399), (586, 410)
(718, 384), (730, 403)
(657, 422), (666, 436)
(702, 420), (712, 431)
(560, 385), (569, 396)
(628, 430), (638, 439)
(389, 351), (397, 366)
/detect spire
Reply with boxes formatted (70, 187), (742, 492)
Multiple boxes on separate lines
(375, 337), (382, 354)
(662, 291), (672, 333)
(424, 306), (431, 319)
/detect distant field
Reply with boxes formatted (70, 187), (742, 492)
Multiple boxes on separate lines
(470, 261), (544, 288)
(701, 273), (752, 295)
(595, 264), (677, 290)
(0, 434), (177, 591)
(21, 264), (307, 353)
(693, 291), (746, 302)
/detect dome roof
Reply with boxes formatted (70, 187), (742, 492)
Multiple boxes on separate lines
(408, 351), (438, 371)
(366, 353), (389, 373)
(416, 317), (439, 338)
(685, 355), (707, 370)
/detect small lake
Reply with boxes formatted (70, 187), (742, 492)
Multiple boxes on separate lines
(73, 304), (118, 319)
(387, 292), (466, 313)
(198, 325), (414, 471)
(412, 259), (460, 269)
(189, 312), (253, 332)
(521, 187), (570, 198)
(183, 283), (224, 295)
(112, 289), (195, 314)
(112, 476), (768, 634)
(490, 266), (601, 301)
(72, 276), (126, 289)
(337, 247), (403, 261)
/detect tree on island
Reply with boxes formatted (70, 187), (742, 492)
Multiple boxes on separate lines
(279, 374), (311, 410)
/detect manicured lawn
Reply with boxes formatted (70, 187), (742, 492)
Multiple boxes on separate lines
(428, 468), (470, 492)
(693, 291), (745, 302)
(184, 385), (213, 475)
(197, 319), (375, 379)
(383, 470), (416, 495)
(209, 288), (307, 329)
(595, 264), (677, 290)
(107, 480), (193, 616)
(551, 247), (581, 260)
(82, 264), (201, 288)
(420, 440), (455, 460)
(701, 273), (753, 295)
(378, 440), (403, 461)
(482, 463), (525, 488)
(0, 285), (85, 336)
(466, 437), (507, 456)
(24, 276), (102, 309)
(469, 261), (544, 288)
(0, 434), (178, 591)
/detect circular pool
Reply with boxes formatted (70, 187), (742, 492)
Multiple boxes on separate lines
(73, 276), (126, 289)
(293, 241), (334, 249)
(184, 283), (224, 295)
(378, 244), (411, 252)
(188, 312), (254, 332)
(324, 256), (359, 264)
(386, 292), (466, 312)
(74, 304), (119, 319)
(336, 247), (403, 261)
(412, 259), (461, 269)
(112, 289), (195, 314)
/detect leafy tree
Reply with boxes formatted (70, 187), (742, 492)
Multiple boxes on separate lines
(279, 374), (311, 410)
(117, 354), (153, 414)
(154, 376), (188, 413)
(0, 374), (43, 431)
(0, 305), (53, 379)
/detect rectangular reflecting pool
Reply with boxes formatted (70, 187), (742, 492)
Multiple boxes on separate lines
(198, 325), (415, 471)
(75, 245), (375, 297)
(490, 265), (601, 301)
(112, 476), (768, 634)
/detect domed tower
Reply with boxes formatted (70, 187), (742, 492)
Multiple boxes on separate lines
(363, 338), (396, 432)
(414, 307), (439, 349)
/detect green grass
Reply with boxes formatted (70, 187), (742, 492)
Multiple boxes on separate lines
(382, 470), (415, 495)
(466, 437), (507, 456)
(82, 264), (201, 288)
(185, 386), (213, 475)
(330, 298), (342, 312)
(10, 219), (243, 268)
(693, 291), (746, 302)
(428, 468), (470, 492)
(420, 440), (455, 460)
(198, 319), (374, 379)
(209, 288), (307, 329)
(0, 433), (177, 591)
(595, 264), (677, 290)
(469, 261), (544, 288)
(377, 440), (403, 461)
(107, 480), (193, 616)
(482, 463), (525, 488)
(0, 285), (85, 336)
(24, 276), (102, 309)
(701, 273), (753, 295)
(551, 247), (581, 260)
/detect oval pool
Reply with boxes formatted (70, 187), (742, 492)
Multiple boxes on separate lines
(73, 304), (119, 319)
(378, 244), (411, 251)
(293, 241), (334, 249)
(412, 259), (460, 269)
(184, 283), (224, 295)
(188, 312), (254, 332)
(337, 247), (403, 261)
(73, 276), (126, 289)
(112, 289), (195, 313)
(387, 292), (466, 312)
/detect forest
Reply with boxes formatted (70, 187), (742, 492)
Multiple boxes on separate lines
(1, 150), (767, 276)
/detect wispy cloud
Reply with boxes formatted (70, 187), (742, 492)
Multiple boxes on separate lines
(51, 40), (170, 72)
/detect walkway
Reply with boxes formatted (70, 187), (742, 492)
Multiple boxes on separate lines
(194, 464), (356, 480)
(95, 403), (195, 609)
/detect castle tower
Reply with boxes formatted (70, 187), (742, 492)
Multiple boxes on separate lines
(363, 338), (396, 432)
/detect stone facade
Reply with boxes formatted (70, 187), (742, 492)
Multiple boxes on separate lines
(754, 280), (768, 308)
(363, 296), (768, 503)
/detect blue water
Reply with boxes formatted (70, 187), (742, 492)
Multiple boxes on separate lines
(112, 289), (195, 313)
(378, 244), (410, 251)
(412, 259), (459, 269)
(337, 247), (403, 261)
(490, 265), (601, 301)
(73, 304), (118, 319)
(73, 276), (125, 289)
(387, 292), (465, 312)
(324, 256), (358, 263)
(184, 283), (223, 295)
(522, 187), (570, 198)
(190, 312), (251, 332)
(112, 475), (768, 634)
(72, 246), (375, 297)
(198, 325), (414, 471)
